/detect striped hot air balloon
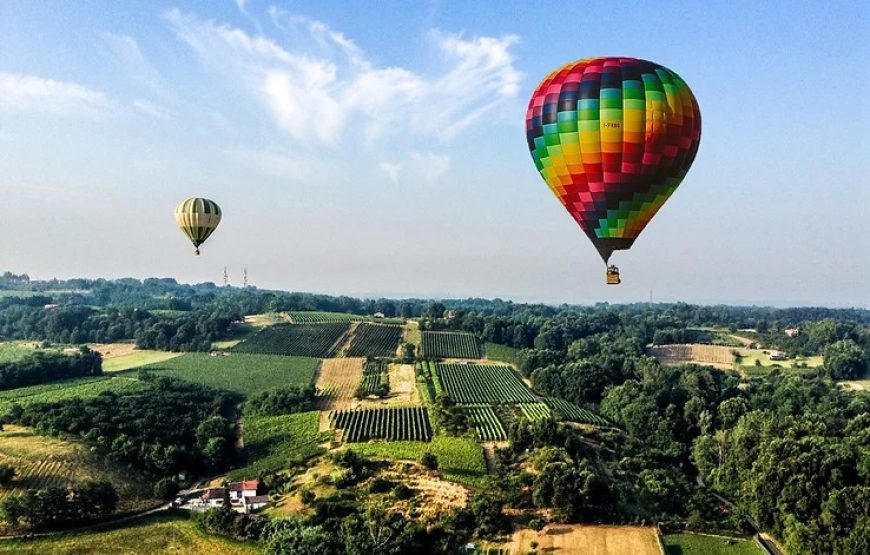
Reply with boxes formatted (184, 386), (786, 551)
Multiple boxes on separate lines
(526, 57), (701, 283)
(174, 198), (222, 255)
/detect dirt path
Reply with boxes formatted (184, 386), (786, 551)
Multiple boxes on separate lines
(482, 444), (497, 475)
(332, 322), (360, 357)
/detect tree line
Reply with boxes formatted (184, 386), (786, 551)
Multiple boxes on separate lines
(7, 377), (240, 478)
(0, 348), (101, 391)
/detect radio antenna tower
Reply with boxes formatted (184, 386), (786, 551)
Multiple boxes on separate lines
(243, 268), (248, 288)
(223, 267), (229, 287)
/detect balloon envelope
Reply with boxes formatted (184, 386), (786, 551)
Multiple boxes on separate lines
(174, 198), (222, 254)
(526, 57), (701, 263)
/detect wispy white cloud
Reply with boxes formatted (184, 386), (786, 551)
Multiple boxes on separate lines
(100, 32), (168, 96)
(379, 161), (402, 184)
(0, 72), (108, 116)
(164, 9), (520, 146)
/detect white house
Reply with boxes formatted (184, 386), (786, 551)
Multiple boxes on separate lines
(203, 488), (225, 508)
(244, 495), (270, 513)
(228, 479), (259, 500)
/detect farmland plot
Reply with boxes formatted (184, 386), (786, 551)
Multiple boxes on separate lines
(360, 360), (389, 396)
(518, 402), (552, 422)
(136, 353), (319, 397)
(229, 411), (323, 480)
(331, 406), (432, 442)
(544, 397), (609, 426)
(648, 344), (735, 369)
(0, 425), (154, 515)
(0, 376), (140, 413)
(422, 331), (482, 359)
(346, 323), (403, 357)
(232, 323), (349, 357)
(436, 363), (537, 404)
(316, 357), (364, 410)
(463, 405), (508, 441)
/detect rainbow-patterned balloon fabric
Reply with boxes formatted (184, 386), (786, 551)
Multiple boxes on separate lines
(526, 57), (701, 263)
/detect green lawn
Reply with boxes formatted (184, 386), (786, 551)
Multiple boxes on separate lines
(485, 343), (524, 367)
(133, 352), (320, 397)
(663, 533), (761, 555)
(0, 511), (259, 554)
(348, 434), (488, 488)
(229, 411), (325, 480)
(735, 348), (823, 369)
(0, 341), (41, 363)
(0, 376), (141, 413)
(102, 350), (183, 372)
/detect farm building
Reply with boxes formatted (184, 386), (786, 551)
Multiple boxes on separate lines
(228, 479), (259, 499)
(243, 495), (269, 513)
(202, 480), (265, 510)
(784, 327), (800, 337)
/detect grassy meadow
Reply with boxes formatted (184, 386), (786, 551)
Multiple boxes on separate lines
(484, 342), (524, 367)
(663, 533), (762, 554)
(0, 512), (259, 554)
(0, 425), (155, 516)
(133, 352), (319, 397)
(0, 376), (141, 413)
(229, 411), (325, 480)
(348, 434), (487, 487)
(101, 350), (183, 372)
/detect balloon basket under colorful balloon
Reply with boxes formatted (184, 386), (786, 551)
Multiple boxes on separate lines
(606, 266), (621, 285)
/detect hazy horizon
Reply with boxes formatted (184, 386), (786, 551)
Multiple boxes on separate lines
(1, 1), (868, 308)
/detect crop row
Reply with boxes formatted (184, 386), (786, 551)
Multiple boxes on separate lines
(517, 402), (552, 422)
(233, 323), (349, 357)
(421, 331), (482, 359)
(331, 407), (432, 442)
(462, 405), (508, 441)
(360, 360), (389, 396)
(544, 397), (609, 426)
(436, 363), (537, 405)
(346, 324), (403, 357)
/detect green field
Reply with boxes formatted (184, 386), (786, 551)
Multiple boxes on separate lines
(437, 363), (537, 404)
(0, 341), (41, 362)
(485, 343), (524, 367)
(663, 533), (761, 554)
(0, 512), (259, 554)
(734, 348), (823, 369)
(463, 405), (508, 441)
(102, 350), (183, 372)
(0, 376), (141, 413)
(332, 406), (433, 442)
(134, 353), (319, 397)
(0, 425), (156, 519)
(232, 323), (349, 357)
(422, 331), (483, 359)
(348, 434), (487, 487)
(229, 411), (324, 480)
(346, 323), (403, 357)
(289, 311), (404, 325)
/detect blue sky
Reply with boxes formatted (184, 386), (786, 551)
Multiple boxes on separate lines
(0, 1), (867, 307)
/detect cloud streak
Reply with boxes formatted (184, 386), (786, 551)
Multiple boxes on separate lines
(0, 72), (108, 116)
(164, 9), (520, 147)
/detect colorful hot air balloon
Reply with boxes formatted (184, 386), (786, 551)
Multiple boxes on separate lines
(174, 198), (222, 255)
(526, 57), (701, 284)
